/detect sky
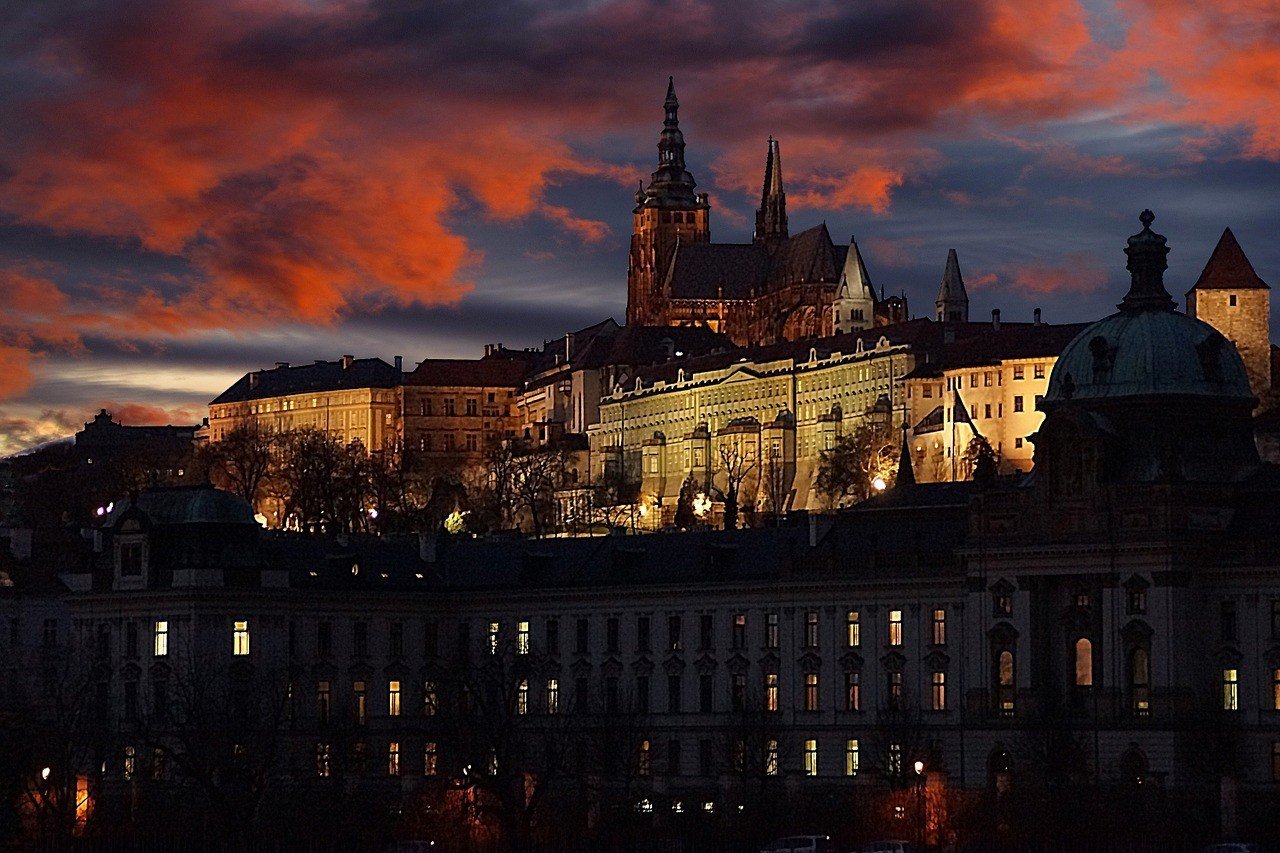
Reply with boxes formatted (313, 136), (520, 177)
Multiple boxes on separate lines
(0, 0), (1278, 454)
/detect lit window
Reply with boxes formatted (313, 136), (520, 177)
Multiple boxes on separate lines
(765, 739), (779, 776)
(317, 680), (331, 723)
(931, 672), (946, 711)
(388, 680), (401, 717)
(1075, 638), (1093, 687)
(546, 678), (559, 714)
(888, 743), (903, 776)
(315, 742), (330, 778)
(517, 620), (530, 655)
(424, 742), (438, 776)
(1223, 668), (1239, 711)
(124, 746), (136, 780)
(488, 621), (500, 655)
(932, 609), (946, 645)
(846, 610), (860, 647)
(153, 620), (168, 657)
(845, 672), (861, 711)
(423, 681), (437, 717)
(889, 610), (903, 646)
(845, 739), (860, 776)
(998, 650), (1015, 716)
(517, 679), (529, 715)
(353, 680), (367, 726)
(764, 673), (779, 712)
(804, 739), (818, 777)
(232, 621), (250, 656)
(1130, 648), (1151, 716)
(388, 742), (400, 776)
(804, 673), (819, 711)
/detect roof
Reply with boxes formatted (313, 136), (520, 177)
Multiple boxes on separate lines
(1190, 228), (1269, 292)
(406, 357), (529, 388)
(665, 223), (847, 300)
(1044, 309), (1254, 404)
(904, 322), (1090, 377)
(210, 357), (401, 404)
(102, 484), (257, 526)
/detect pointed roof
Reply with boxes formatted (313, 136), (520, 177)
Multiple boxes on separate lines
(754, 136), (788, 243)
(937, 249), (968, 303)
(896, 426), (916, 488)
(838, 236), (875, 301)
(639, 76), (702, 210)
(1190, 228), (1269, 292)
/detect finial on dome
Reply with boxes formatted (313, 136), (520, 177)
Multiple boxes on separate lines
(1120, 208), (1175, 313)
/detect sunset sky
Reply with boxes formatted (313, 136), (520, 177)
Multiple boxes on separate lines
(1, 0), (1278, 454)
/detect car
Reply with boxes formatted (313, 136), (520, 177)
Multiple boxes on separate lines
(759, 835), (837, 853)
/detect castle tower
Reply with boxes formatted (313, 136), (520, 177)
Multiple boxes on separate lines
(1186, 228), (1272, 398)
(936, 248), (969, 323)
(627, 77), (711, 326)
(833, 235), (876, 333)
(753, 137), (788, 245)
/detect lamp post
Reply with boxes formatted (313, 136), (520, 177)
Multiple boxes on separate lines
(913, 760), (926, 848)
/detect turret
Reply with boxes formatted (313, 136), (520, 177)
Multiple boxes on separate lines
(1186, 227), (1272, 398)
(833, 235), (876, 333)
(936, 249), (969, 323)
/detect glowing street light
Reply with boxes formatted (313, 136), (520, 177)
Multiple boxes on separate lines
(40, 766), (50, 781)
(872, 476), (887, 492)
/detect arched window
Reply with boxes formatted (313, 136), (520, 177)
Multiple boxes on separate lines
(996, 650), (1015, 716)
(1074, 638), (1093, 687)
(1130, 648), (1150, 716)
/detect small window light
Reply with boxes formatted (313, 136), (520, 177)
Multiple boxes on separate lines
(415, 573), (424, 579)
(309, 571), (318, 577)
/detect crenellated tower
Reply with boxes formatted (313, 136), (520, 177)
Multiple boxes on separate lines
(627, 77), (711, 326)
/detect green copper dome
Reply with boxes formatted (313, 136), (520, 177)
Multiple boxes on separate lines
(1044, 210), (1253, 406)
(1045, 309), (1252, 403)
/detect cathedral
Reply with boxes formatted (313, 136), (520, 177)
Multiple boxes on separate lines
(626, 79), (909, 347)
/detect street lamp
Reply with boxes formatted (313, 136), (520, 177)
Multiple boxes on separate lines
(40, 767), (51, 781)
(913, 760), (925, 847)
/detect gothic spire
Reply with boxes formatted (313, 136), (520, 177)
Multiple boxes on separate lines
(1119, 209), (1175, 313)
(634, 77), (700, 208)
(936, 248), (970, 322)
(754, 136), (788, 244)
(839, 235), (874, 300)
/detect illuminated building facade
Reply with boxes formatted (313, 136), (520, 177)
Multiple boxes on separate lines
(626, 80), (907, 347)
(208, 355), (402, 450)
(401, 355), (529, 464)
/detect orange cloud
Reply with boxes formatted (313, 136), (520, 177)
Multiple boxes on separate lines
(96, 402), (200, 427)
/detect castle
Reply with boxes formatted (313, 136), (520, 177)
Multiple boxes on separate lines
(626, 79), (919, 347)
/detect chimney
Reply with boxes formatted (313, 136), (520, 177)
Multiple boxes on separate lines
(992, 309), (1001, 332)
(394, 355), (403, 372)
(1033, 307), (1042, 327)
(341, 354), (354, 370)
(249, 373), (260, 389)
(275, 361), (289, 370)
(484, 344), (493, 357)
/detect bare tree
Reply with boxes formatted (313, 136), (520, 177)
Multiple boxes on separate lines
(202, 423), (275, 511)
(758, 443), (791, 525)
(815, 421), (897, 508)
(715, 438), (757, 531)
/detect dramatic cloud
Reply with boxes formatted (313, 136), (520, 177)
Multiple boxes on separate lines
(0, 0), (1277, 453)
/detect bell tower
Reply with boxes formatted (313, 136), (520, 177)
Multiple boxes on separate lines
(627, 77), (711, 327)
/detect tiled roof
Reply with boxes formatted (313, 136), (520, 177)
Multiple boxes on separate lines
(406, 357), (529, 388)
(210, 358), (401, 404)
(903, 322), (1091, 377)
(1190, 228), (1269, 292)
(665, 223), (848, 300)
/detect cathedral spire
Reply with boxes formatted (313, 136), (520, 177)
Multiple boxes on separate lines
(936, 249), (969, 323)
(754, 136), (788, 244)
(1119, 209), (1175, 313)
(639, 76), (699, 208)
